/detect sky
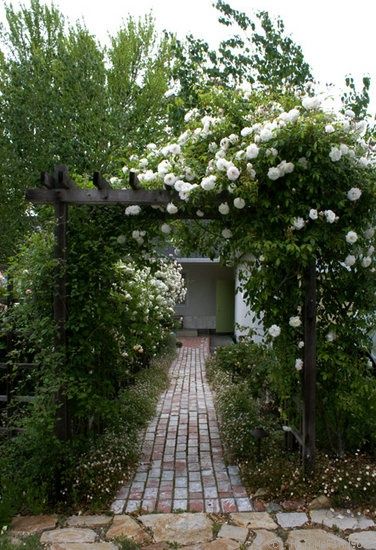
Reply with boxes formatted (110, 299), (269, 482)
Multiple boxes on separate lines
(0, 0), (375, 111)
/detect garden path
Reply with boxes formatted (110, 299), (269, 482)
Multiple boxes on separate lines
(111, 336), (253, 514)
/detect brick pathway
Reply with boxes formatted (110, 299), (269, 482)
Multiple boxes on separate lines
(111, 337), (253, 514)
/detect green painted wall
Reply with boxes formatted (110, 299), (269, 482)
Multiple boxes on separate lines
(216, 279), (235, 333)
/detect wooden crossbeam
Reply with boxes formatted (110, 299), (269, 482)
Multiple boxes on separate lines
(25, 188), (171, 205)
(93, 172), (111, 199)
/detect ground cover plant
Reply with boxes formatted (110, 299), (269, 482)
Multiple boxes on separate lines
(207, 341), (376, 510)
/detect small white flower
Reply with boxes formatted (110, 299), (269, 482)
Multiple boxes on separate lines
(209, 142), (218, 153)
(289, 316), (302, 328)
(346, 231), (358, 244)
(344, 109), (355, 119)
(368, 245), (375, 255)
(234, 197), (245, 209)
(227, 165), (240, 181)
(157, 159), (172, 174)
(268, 325), (281, 338)
(347, 187), (362, 201)
(268, 167), (281, 181)
(339, 143), (349, 155)
(361, 256), (372, 268)
(222, 228), (232, 239)
(292, 217), (305, 230)
(196, 210), (204, 217)
(125, 205), (141, 216)
(325, 124), (335, 133)
(219, 202), (230, 215)
(121, 165), (129, 174)
(309, 209), (318, 220)
(229, 133), (239, 144)
(345, 255), (356, 267)
(298, 340), (304, 349)
(329, 147), (342, 162)
(161, 223), (171, 234)
(166, 203), (178, 214)
(246, 144), (259, 159)
(117, 235), (126, 244)
(358, 156), (370, 167)
(265, 147), (278, 157)
(295, 358), (304, 371)
(216, 158), (230, 171)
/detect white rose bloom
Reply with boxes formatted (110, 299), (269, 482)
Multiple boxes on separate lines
(222, 228), (232, 239)
(346, 231), (358, 244)
(157, 160), (172, 174)
(309, 209), (318, 220)
(286, 108), (300, 122)
(216, 158), (230, 171)
(289, 316), (302, 328)
(174, 180), (185, 192)
(298, 340), (304, 349)
(227, 165), (240, 181)
(110, 176), (121, 185)
(247, 163), (256, 178)
(265, 147), (278, 157)
(208, 142), (218, 153)
(215, 149), (226, 159)
(347, 187), (362, 201)
(344, 109), (355, 118)
(295, 358), (304, 371)
(218, 202), (230, 215)
(166, 203), (178, 214)
(241, 127), (252, 137)
(125, 205), (141, 216)
(234, 197), (245, 209)
(246, 144), (259, 159)
(164, 173), (177, 186)
(339, 143), (349, 155)
(326, 331), (337, 342)
(355, 120), (367, 136)
(117, 235), (126, 244)
(324, 210), (336, 223)
(259, 128), (274, 142)
(364, 227), (375, 239)
(361, 256), (372, 268)
(268, 167), (281, 181)
(268, 324), (281, 338)
(302, 96), (321, 110)
(161, 223), (171, 234)
(229, 133), (239, 144)
(329, 147), (342, 162)
(358, 157), (369, 167)
(280, 161), (294, 174)
(196, 210), (204, 217)
(368, 246), (375, 255)
(227, 183), (236, 194)
(325, 124), (335, 133)
(345, 255), (356, 267)
(235, 150), (246, 161)
(201, 175), (217, 191)
(139, 157), (149, 168)
(298, 157), (308, 169)
(292, 217), (305, 230)
(220, 137), (230, 150)
(121, 165), (129, 174)
(146, 142), (157, 150)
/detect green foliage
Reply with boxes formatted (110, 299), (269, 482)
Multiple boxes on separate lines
(0, 533), (43, 550)
(0, 0), (173, 265)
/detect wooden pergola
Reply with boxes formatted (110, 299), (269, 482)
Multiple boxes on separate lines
(26, 164), (317, 473)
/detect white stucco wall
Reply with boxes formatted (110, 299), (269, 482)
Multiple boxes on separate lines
(175, 262), (233, 330)
(234, 265), (264, 342)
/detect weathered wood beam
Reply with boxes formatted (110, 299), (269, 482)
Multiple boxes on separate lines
(53, 164), (76, 190)
(26, 188), (171, 205)
(93, 172), (111, 199)
(129, 171), (142, 190)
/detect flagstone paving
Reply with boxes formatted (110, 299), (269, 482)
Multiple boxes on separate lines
(111, 337), (253, 514)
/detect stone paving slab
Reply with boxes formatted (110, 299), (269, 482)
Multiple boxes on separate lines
(248, 529), (283, 550)
(111, 337), (253, 514)
(348, 531), (376, 549)
(40, 528), (97, 544)
(11, 514), (58, 534)
(311, 508), (375, 530)
(276, 511), (308, 528)
(287, 528), (349, 550)
(139, 512), (213, 544)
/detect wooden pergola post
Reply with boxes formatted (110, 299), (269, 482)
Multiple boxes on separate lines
(302, 260), (317, 474)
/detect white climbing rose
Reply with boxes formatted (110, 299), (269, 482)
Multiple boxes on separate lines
(346, 231), (358, 244)
(218, 202), (230, 215)
(268, 325), (281, 338)
(234, 197), (245, 209)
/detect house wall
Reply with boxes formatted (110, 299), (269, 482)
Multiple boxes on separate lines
(175, 263), (234, 330)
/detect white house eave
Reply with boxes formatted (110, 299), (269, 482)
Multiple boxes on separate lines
(176, 257), (220, 264)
